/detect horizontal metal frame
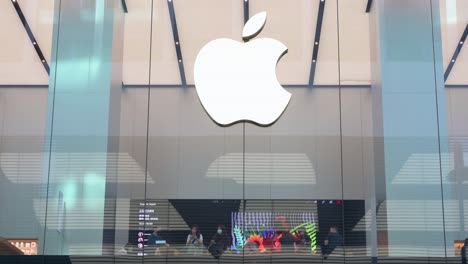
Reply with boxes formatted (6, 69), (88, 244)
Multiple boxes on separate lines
(444, 84), (468, 88)
(122, 84), (372, 89)
(0, 84), (50, 88)
(3, 84), (468, 89)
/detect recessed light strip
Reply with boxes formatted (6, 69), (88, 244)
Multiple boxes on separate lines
(167, 0), (187, 86)
(365, 0), (373, 13)
(10, 0), (49, 75)
(444, 24), (468, 82)
(308, 0), (326, 86)
(120, 0), (128, 13)
(244, 0), (249, 25)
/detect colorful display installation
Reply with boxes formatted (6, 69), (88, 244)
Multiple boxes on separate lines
(290, 222), (317, 253)
(231, 211), (317, 253)
(233, 226), (245, 250)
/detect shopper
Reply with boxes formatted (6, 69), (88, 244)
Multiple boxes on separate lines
(186, 225), (204, 255)
(208, 225), (229, 259)
(147, 228), (166, 246)
(293, 228), (310, 253)
(321, 226), (342, 260)
(147, 227), (170, 255)
(462, 238), (468, 264)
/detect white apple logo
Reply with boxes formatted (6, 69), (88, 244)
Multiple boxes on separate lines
(194, 11), (291, 126)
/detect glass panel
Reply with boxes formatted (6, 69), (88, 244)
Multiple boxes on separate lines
(175, 0), (243, 85)
(245, 0), (343, 262)
(144, 1), (243, 263)
(340, 0), (448, 262)
(3, 0), (468, 263)
(0, 0), (53, 258)
(116, 0), (152, 262)
(249, 0), (315, 85)
(337, 1), (373, 262)
(41, 0), (149, 261)
(439, 0), (468, 263)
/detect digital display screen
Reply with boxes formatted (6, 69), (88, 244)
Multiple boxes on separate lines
(7, 239), (38, 255)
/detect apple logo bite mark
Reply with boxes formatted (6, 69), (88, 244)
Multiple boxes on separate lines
(194, 11), (291, 127)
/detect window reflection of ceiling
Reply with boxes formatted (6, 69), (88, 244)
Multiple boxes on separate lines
(206, 152), (316, 185)
(391, 152), (468, 185)
(391, 153), (454, 185)
(0, 152), (153, 184)
(1, 0), (467, 85)
(351, 200), (466, 233)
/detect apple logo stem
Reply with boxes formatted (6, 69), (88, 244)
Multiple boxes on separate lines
(194, 11), (291, 127)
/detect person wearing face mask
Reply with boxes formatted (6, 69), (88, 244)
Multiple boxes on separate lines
(208, 225), (229, 259)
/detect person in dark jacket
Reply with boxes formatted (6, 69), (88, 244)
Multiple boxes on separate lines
(462, 238), (468, 264)
(147, 228), (166, 246)
(208, 225), (229, 259)
(321, 226), (343, 259)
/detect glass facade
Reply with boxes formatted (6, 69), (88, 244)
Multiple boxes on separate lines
(0, 0), (467, 263)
